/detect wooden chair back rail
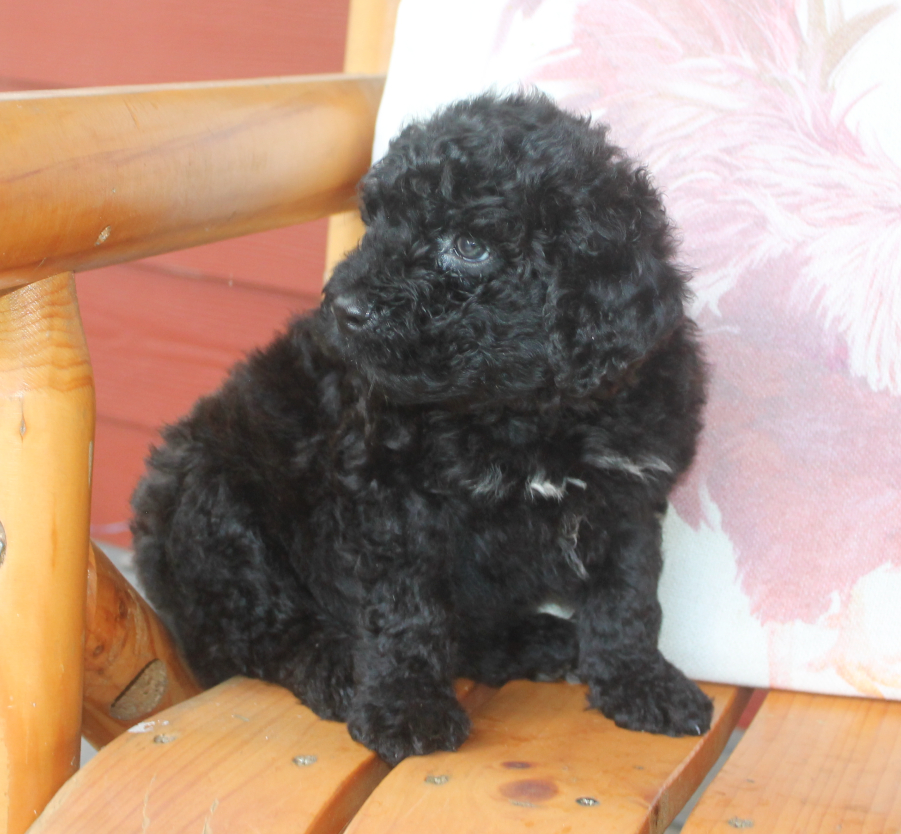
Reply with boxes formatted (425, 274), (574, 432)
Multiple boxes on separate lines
(0, 75), (384, 291)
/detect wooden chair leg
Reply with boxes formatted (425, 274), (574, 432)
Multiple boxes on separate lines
(0, 274), (94, 834)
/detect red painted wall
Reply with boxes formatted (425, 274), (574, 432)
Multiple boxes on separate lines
(0, 0), (351, 543)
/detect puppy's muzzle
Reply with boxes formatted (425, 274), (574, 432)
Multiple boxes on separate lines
(331, 294), (371, 333)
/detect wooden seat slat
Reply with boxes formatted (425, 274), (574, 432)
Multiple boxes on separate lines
(681, 690), (901, 833)
(29, 676), (748, 834)
(32, 677), (387, 834)
(346, 681), (750, 834)
(30, 677), (492, 834)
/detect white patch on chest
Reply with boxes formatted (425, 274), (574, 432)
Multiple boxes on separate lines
(527, 475), (566, 500)
(526, 471), (587, 501)
(559, 513), (588, 580)
(583, 452), (672, 481)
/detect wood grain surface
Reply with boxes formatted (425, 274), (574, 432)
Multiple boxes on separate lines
(31, 677), (389, 834)
(346, 681), (751, 834)
(31, 678), (491, 834)
(324, 0), (402, 277)
(0, 0), (355, 540)
(681, 690), (901, 833)
(82, 542), (202, 748)
(0, 74), (384, 291)
(0, 274), (94, 834)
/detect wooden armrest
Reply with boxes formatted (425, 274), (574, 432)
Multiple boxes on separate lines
(0, 74), (384, 290)
(681, 689), (901, 832)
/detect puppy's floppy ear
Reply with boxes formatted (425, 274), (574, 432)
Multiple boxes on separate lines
(545, 168), (688, 397)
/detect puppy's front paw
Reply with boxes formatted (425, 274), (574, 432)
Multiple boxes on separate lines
(588, 655), (712, 737)
(347, 690), (471, 766)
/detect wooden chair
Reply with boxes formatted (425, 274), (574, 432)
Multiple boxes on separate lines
(1, 1), (899, 832)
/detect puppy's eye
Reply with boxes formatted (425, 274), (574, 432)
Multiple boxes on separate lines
(453, 235), (490, 263)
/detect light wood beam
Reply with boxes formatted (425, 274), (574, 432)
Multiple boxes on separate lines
(0, 75), (384, 291)
(0, 274), (94, 834)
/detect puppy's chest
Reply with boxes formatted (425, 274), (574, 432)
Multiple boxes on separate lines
(419, 428), (611, 581)
(420, 419), (666, 507)
(366, 411), (667, 578)
(448, 473), (613, 593)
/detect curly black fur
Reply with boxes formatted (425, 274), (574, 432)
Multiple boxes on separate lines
(132, 92), (713, 765)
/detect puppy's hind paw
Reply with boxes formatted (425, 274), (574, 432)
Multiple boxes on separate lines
(588, 656), (713, 737)
(347, 691), (471, 766)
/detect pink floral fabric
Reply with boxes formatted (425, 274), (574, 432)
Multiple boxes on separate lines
(376, 0), (901, 698)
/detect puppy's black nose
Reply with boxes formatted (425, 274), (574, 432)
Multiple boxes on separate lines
(331, 294), (370, 333)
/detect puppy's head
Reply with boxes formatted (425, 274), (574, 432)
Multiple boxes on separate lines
(322, 92), (688, 404)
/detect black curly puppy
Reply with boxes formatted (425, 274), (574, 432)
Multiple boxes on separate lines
(132, 92), (712, 765)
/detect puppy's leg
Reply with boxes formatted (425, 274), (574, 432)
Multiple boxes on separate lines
(251, 620), (357, 722)
(577, 515), (713, 736)
(134, 472), (355, 721)
(346, 568), (470, 765)
(456, 612), (579, 687)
